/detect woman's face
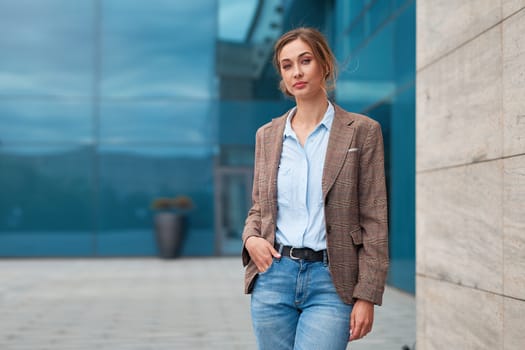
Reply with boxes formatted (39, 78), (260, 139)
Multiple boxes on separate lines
(278, 38), (325, 99)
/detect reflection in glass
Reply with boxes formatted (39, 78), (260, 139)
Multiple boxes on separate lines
(0, 0), (93, 96)
(218, 100), (292, 145)
(100, 99), (216, 145)
(388, 85), (415, 293)
(96, 145), (215, 256)
(334, 0), (416, 293)
(0, 145), (95, 256)
(218, 0), (259, 42)
(215, 168), (252, 255)
(101, 0), (216, 98)
(0, 101), (93, 143)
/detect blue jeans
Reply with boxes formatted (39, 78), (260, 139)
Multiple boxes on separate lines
(250, 256), (353, 350)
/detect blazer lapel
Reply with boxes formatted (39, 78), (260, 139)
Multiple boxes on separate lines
(264, 113), (287, 215)
(322, 105), (356, 198)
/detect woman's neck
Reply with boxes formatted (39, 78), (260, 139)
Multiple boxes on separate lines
(293, 93), (329, 128)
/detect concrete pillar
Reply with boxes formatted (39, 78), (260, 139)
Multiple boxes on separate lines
(416, 1), (525, 349)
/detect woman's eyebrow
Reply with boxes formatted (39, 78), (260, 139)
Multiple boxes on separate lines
(280, 51), (312, 63)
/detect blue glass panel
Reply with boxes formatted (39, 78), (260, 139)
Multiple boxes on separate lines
(388, 84), (415, 293)
(363, 102), (392, 184)
(101, 0), (216, 98)
(334, 0), (350, 59)
(99, 99), (216, 145)
(352, 25), (394, 82)
(344, 0), (378, 53)
(394, 0), (414, 10)
(0, 100), (93, 143)
(369, 0), (392, 33)
(349, 0), (367, 20)
(218, 100), (293, 145)
(96, 145), (215, 256)
(0, 0), (93, 96)
(394, 1), (416, 86)
(0, 145), (95, 256)
(348, 17), (366, 53)
(337, 16), (395, 110)
(334, 0), (416, 294)
(219, 0), (258, 41)
(283, 0), (328, 31)
(337, 1), (415, 112)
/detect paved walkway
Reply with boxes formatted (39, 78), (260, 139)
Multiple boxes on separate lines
(0, 258), (415, 349)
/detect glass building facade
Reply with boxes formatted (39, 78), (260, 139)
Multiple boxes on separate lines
(332, 0), (416, 293)
(0, 0), (415, 293)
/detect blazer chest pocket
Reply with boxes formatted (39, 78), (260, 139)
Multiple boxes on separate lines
(340, 149), (359, 179)
(349, 228), (363, 246)
(346, 147), (359, 161)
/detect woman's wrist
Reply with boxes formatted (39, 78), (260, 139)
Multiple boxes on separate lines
(245, 235), (260, 249)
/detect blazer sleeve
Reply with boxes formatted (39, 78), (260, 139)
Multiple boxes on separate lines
(353, 121), (390, 305)
(241, 128), (263, 267)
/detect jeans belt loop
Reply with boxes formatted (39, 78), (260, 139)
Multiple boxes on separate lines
(275, 242), (283, 262)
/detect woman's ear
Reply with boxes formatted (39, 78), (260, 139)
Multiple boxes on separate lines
(323, 64), (329, 79)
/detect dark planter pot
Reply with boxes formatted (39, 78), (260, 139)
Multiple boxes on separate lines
(154, 211), (186, 259)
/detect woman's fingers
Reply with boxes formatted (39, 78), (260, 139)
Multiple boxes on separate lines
(246, 237), (280, 272)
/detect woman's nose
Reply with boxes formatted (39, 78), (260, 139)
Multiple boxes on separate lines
(293, 65), (303, 78)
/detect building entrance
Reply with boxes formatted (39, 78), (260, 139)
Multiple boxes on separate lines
(214, 167), (253, 255)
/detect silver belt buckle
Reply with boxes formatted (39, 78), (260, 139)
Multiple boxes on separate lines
(289, 247), (300, 260)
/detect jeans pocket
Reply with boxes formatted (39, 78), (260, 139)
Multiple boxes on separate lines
(258, 258), (276, 276)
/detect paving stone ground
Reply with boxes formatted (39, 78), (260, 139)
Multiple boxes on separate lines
(0, 257), (415, 349)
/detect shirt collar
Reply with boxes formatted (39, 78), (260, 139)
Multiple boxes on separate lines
(283, 101), (335, 138)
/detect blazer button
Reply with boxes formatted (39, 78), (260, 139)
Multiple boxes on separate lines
(326, 225), (332, 234)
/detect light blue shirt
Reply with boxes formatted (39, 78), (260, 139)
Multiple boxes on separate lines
(275, 102), (334, 251)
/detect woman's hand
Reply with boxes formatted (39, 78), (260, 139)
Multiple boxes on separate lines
(245, 236), (281, 272)
(349, 299), (374, 341)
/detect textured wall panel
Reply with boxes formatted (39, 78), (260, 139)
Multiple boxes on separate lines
(417, 161), (503, 294)
(503, 0), (525, 18)
(417, 0), (501, 69)
(417, 277), (503, 350)
(503, 8), (525, 156)
(503, 156), (525, 300)
(417, 26), (502, 171)
(504, 296), (525, 350)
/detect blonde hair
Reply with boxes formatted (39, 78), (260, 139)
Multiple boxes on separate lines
(273, 27), (337, 97)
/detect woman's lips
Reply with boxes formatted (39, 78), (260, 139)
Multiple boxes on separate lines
(293, 81), (307, 88)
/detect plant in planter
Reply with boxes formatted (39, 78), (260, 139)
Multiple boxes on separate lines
(151, 195), (193, 259)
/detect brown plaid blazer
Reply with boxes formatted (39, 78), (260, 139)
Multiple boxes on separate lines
(242, 103), (389, 305)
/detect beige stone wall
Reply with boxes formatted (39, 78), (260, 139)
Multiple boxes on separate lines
(416, 1), (525, 349)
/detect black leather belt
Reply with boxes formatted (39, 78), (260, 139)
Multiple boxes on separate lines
(275, 243), (326, 262)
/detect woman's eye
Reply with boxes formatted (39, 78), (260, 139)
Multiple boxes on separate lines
(302, 58), (311, 64)
(282, 64), (291, 70)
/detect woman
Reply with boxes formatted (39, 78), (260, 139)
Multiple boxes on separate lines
(242, 27), (389, 350)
